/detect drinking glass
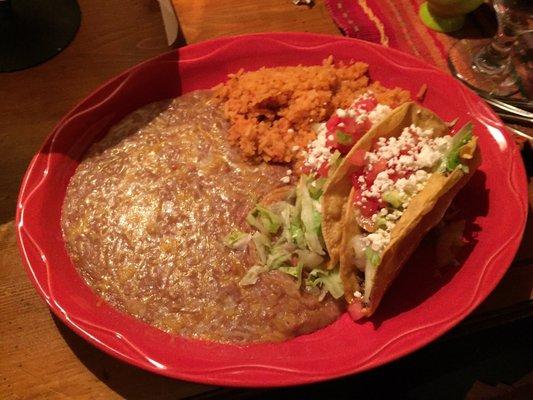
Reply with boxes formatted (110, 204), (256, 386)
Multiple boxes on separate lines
(448, 0), (533, 97)
(0, 0), (81, 72)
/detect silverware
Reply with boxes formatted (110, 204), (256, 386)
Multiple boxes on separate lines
(505, 126), (533, 141)
(482, 96), (533, 120)
(488, 97), (533, 111)
(495, 111), (533, 125)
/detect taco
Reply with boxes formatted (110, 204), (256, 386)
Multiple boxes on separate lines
(322, 102), (481, 319)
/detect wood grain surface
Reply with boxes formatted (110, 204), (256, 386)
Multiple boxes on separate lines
(0, 1), (531, 399)
(0, 0), (171, 225)
(171, 0), (340, 44)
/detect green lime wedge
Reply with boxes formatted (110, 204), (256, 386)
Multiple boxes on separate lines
(419, 2), (466, 33)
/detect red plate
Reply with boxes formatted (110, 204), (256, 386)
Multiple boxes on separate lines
(16, 33), (527, 387)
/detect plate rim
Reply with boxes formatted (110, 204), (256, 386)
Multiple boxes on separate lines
(15, 32), (529, 387)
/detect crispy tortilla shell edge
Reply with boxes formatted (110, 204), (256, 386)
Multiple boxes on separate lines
(366, 141), (480, 315)
(324, 102), (480, 314)
(322, 102), (447, 266)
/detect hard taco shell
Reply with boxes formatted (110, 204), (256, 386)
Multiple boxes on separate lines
(323, 102), (481, 316)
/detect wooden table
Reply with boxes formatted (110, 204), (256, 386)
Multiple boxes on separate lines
(1, 1), (531, 399)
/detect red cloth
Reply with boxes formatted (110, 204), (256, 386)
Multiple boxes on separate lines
(324, 0), (460, 71)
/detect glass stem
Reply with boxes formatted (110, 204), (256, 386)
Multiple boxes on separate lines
(472, 4), (518, 75)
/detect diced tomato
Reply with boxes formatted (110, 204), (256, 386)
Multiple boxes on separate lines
(329, 130), (353, 155)
(364, 159), (388, 186)
(352, 188), (383, 219)
(388, 168), (413, 183)
(348, 301), (368, 321)
(360, 197), (383, 218)
(370, 137), (381, 152)
(350, 120), (371, 145)
(327, 116), (359, 134)
(300, 164), (313, 175)
(316, 161), (330, 178)
(325, 131), (335, 148)
(352, 187), (363, 204)
(329, 123), (370, 154)
(388, 170), (400, 181)
(348, 149), (366, 168)
(351, 95), (377, 112)
(351, 172), (362, 189)
(326, 114), (342, 131)
(361, 118), (372, 133)
(339, 117), (357, 134)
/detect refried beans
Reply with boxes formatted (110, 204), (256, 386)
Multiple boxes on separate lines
(61, 91), (344, 343)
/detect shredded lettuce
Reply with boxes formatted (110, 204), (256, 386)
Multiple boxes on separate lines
(365, 247), (381, 267)
(240, 265), (269, 286)
(459, 164), (470, 173)
(290, 218), (306, 248)
(278, 262), (304, 286)
(266, 245), (291, 269)
(336, 130), (352, 145)
(442, 123), (473, 173)
(299, 177), (325, 255)
(383, 190), (404, 209)
(279, 204), (293, 243)
(251, 232), (270, 264)
(295, 249), (324, 269)
(246, 204), (282, 235)
(223, 230), (251, 250)
(306, 268), (344, 299)
(239, 174), (342, 299)
(375, 216), (388, 230)
(279, 203), (305, 249)
(328, 150), (343, 174)
(309, 177), (327, 200)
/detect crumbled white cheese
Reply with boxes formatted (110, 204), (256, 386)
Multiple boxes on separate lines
(355, 113), (368, 124)
(354, 125), (452, 257)
(336, 109), (347, 117)
(288, 128), (295, 134)
(367, 104), (392, 125)
(302, 92), (394, 174)
(280, 176), (291, 184)
(303, 122), (333, 171)
(386, 209), (403, 221)
(364, 230), (391, 252)
(350, 92), (371, 107)
(416, 146), (443, 169)
(365, 171), (394, 198)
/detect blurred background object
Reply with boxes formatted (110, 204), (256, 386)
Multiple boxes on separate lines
(419, 0), (485, 33)
(448, 0), (533, 97)
(0, 0), (81, 72)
